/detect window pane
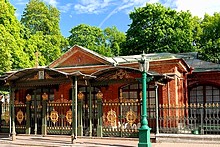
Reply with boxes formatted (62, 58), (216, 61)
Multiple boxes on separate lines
(149, 91), (155, 98)
(130, 91), (137, 99)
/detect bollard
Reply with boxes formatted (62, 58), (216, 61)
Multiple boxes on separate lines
(71, 134), (76, 144)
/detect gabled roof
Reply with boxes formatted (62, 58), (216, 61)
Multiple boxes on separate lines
(49, 45), (114, 68)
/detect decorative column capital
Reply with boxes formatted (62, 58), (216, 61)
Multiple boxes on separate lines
(26, 94), (31, 102)
(96, 91), (103, 99)
(42, 93), (48, 101)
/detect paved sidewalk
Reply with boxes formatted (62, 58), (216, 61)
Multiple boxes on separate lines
(0, 134), (220, 147)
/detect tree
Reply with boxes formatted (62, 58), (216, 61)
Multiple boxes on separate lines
(68, 24), (112, 56)
(68, 24), (126, 57)
(104, 26), (126, 56)
(199, 13), (220, 63)
(0, 0), (30, 71)
(0, 25), (12, 73)
(122, 3), (195, 55)
(21, 0), (67, 66)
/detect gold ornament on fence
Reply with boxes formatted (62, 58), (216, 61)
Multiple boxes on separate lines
(65, 109), (72, 125)
(96, 91), (103, 99)
(26, 94), (31, 102)
(42, 93), (48, 101)
(126, 109), (137, 126)
(50, 109), (59, 124)
(78, 91), (84, 100)
(16, 109), (24, 124)
(107, 109), (117, 127)
(2, 111), (10, 124)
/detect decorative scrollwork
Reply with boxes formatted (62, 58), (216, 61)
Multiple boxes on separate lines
(107, 109), (117, 127)
(50, 109), (59, 124)
(126, 109), (137, 126)
(65, 109), (72, 125)
(16, 109), (24, 124)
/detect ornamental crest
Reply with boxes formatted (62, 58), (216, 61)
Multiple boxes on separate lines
(65, 109), (72, 125)
(50, 109), (59, 124)
(16, 109), (24, 124)
(107, 109), (117, 126)
(126, 109), (137, 126)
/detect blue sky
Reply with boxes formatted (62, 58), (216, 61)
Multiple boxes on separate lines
(10, 0), (220, 37)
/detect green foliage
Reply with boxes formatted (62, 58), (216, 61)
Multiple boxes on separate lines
(68, 24), (126, 57)
(21, 0), (67, 66)
(199, 13), (220, 63)
(0, 25), (12, 73)
(104, 26), (126, 56)
(0, 0), (30, 71)
(122, 3), (195, 55)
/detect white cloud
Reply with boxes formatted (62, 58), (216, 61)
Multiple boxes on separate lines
(175, 0), (220, 17)
(74, 0), (112, 14)
(59, 3), (73, 13)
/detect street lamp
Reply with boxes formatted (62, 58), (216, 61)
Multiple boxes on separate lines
(138, 53), (151, 147)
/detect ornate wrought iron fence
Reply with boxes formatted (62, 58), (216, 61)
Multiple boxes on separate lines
(15, 101), (26, 134)
(47, 98), (72, 134)
(159, 103), (220, 135)
(1, 101), (10, 133)
(102, 99), (141, 137)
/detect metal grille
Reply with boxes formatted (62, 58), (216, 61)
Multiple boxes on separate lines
(1, 101), (10, 133)
(102, 99), (141, 137)
(47, 101), (72, 134)
(159, 103), (220, 135)
(15, 103), (26, 134)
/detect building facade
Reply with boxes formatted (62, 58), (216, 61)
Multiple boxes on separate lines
(0, 45), (219, 138)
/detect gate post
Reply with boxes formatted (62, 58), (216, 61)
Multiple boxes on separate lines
(0, 96), (2, 132)
(25, 94), (31, 134)
(96, 91), (103, 137)
(77, 92), (83, 136)
(11, 87), (16, 141)
(42, 93), (48, 136)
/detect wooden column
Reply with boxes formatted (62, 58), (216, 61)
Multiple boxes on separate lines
(34, 90), (37, 135)
(42, 96), (47, 136)
(77, 95), (83, 136)
(25, 95), (31, 135)
(89, 84), (92, 137)
(11, 87), (16, 141)
(71, 76), (77, 143)
(0, 97), (2, 131)
(96, 91), (103, 137)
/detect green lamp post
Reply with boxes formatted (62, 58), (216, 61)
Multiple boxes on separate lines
(138, 53), (152, 147)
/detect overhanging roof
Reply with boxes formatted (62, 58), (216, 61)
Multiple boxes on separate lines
(3, 67), (95, 81)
